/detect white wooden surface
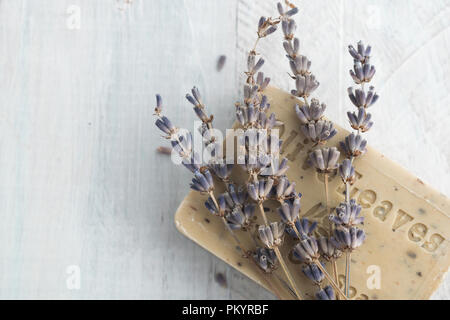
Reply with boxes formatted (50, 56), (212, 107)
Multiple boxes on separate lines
(0, 0), (448, 299)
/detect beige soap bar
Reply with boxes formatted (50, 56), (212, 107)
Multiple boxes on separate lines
(175, 86), (450, 300)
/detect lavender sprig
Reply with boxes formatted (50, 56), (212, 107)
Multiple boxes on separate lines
(335, 40), (379, 298)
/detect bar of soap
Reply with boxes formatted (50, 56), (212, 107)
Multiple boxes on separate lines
(175, 86), (450, 299)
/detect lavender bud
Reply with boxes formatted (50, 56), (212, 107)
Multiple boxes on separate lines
(347, 107), (373, 132)
(258, 222), (285, 248)
(300, 120), (337, 144)
(308, 147), (340, 173)
(205, 194), (227, 217)
(302, 262), (325, 284)
(293, 237), (320, 263)
(348, 86), (379, 108)
(339, 158), (355, 184)
(274, 176), (297, 201)
(288, 217), (317, 240)
(294, 99), (326, 124)
(316, 285), (336, 300)
(318, 236), (341, 260)
(226, 205), (255, 230)
(339, 133), (367, 158)
(210, 163), (234, 181)
(330, 199), (364, 227)
(277, 197), (301, 224)
(331, 227), (366, 251)
(254, 247), (277, 273)
(285, 7), (299, 17)
(190, 170), (214, 193)
(155, 94), (162, 115)
(247, 178), (274, 202)
(294, 74), (319, 97)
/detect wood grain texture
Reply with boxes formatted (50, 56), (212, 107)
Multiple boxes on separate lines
(0, 0), (448, 299)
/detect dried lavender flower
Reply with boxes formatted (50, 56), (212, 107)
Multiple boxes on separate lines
(339, 158), (356, 184)
(348, 86), (379, 108)
(316, 285), (336, 300)
(256, 72), (271, 91)
(283, 38), (300, 58)
(277, 197), (301, 224)
(154, 94), (163, 116)
(205, 194), (227, 217)
(300, 120), (337, 145)
(350, 61), (376, 84)
(292, 74), (320, 98)
(155, 116), (177, 138)
(248, 178), (274, 203)
(347, 107), (373, 132)
(258, 222), (285, 248)
(225, 184), (247, 208)
(302, 263), (325, 284)
(294, 99), (326, 124)
(293, 237), (320, 263)
(210, 164), (234, 182)
(186, 87), (213, 126)
(339, 133), (367, 158)
(290, 55), (311, 76)
(330, 199), (364, 227)
(171, 131), (193, 158)
(318, 236), (342, 261)
(190, 170), (214, 193)
(226, 205), (255, 230)
(287, 217), (317, 240)
(308, 147), (340, 173)
(331, 227), (366, 251)
(253, 247), (278, 273)
(348, 41), (371, 63)
(273, 176), (297, 202)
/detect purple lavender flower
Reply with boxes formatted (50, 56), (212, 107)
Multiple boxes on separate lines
(300, 120), (337, 144)
(272, 176), (297, 202)
(282, 19), (296, 40)
(318, 236), (341, 261)
(155, 116), (177, 138)
(248, 178), (274, 203)
(347, 107), (373, 132)
(258, 222), (285, 248)
(293, 237), (320, 263)
(339, 158), (355, 184)
(292, 218), (318, 240)
(292, 74), (319, 98)
(277, 197), (301, 224)
(331, 227), (366, 251)
(350, 61), (376, 84)
(190, 170), (214, 193)
(253, 247), (278, 273)
(283, 38), (300, 58)
(154, 94), (162, 116)
(290, 55), (311, 76)
(316, 285), (336, 300)
(330, 199), (364, 227)
(171, 131), (192, 158)
(302, 263), (325, 284)
(210, 164), (234, 182)
(205, 194), (227, 217)
(348, 86), (379, 108)
(256, 72), (271, 92)
(348, 41), (371, 63)
(226, 205), (255, 230)
(339, 133), (367, 158)
(308, 147), (340, 173)
(224, 184), (247, 208)
(294, 99), (326, 124)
